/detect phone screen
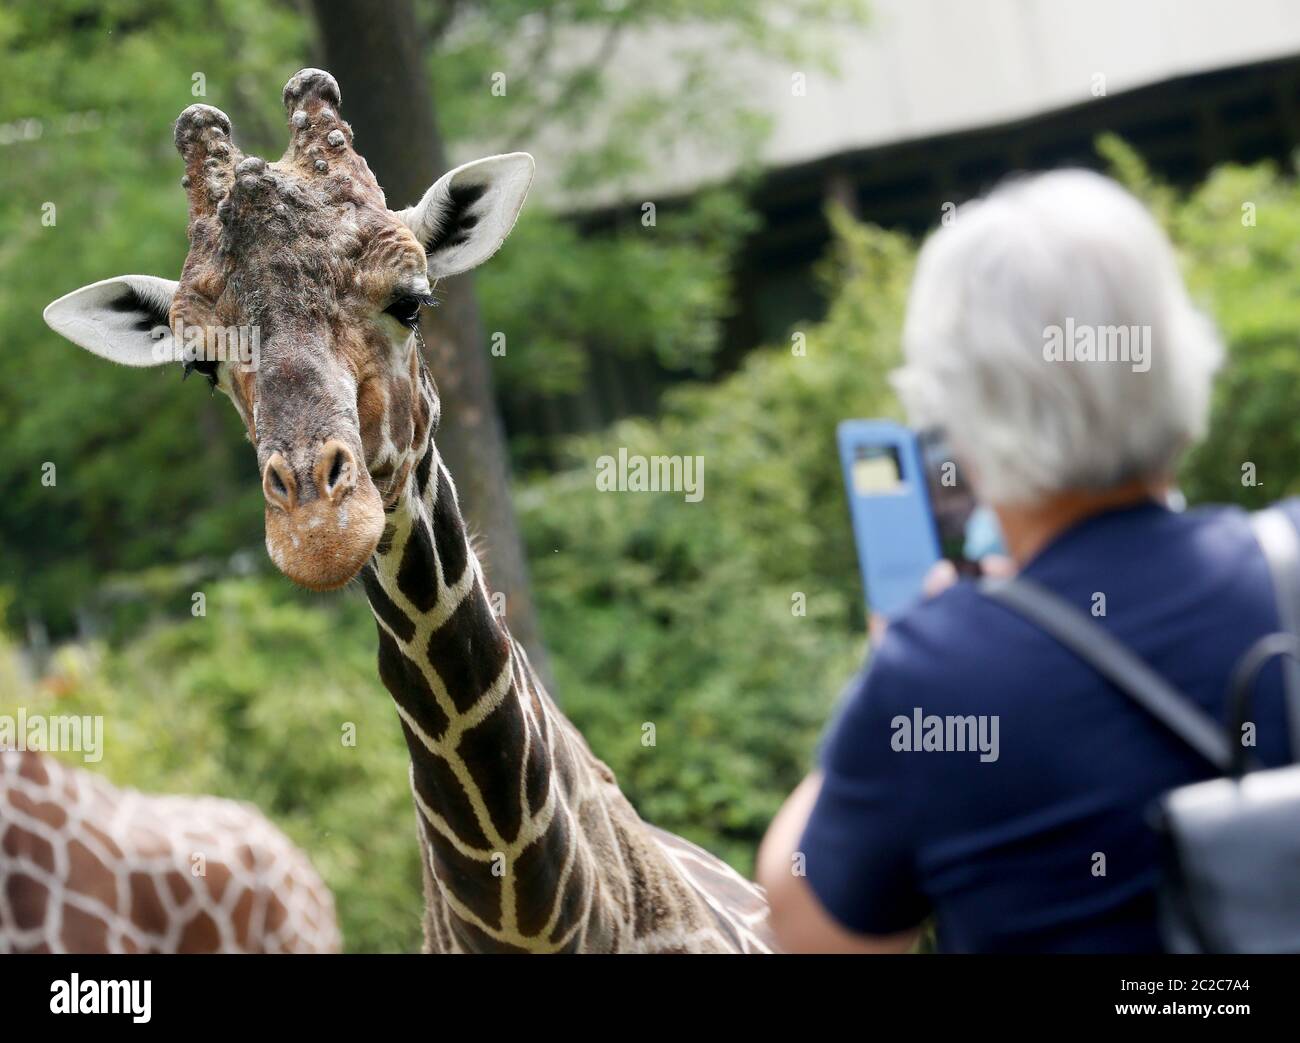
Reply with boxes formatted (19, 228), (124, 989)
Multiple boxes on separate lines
(851, 445), (904, 494)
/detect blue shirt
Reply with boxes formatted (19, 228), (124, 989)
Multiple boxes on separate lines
(800, 499), (1298, 953)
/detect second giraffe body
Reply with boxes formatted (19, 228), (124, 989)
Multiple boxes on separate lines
(0, 749), (340, 953)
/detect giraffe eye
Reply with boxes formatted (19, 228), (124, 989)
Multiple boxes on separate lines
(384, 292), (436, 330)
(385, 295), (421, 329)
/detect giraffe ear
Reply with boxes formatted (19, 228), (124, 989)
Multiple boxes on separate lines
(43, 275), (178, 368)
(397, 152), (534, 280)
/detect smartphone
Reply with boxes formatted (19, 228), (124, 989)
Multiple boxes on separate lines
(837, 420), (941, 617)
(837, 421), (989, 617)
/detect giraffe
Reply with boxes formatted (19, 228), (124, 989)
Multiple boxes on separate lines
(42, 69), (774, 953)
(0, 748), (340, 953)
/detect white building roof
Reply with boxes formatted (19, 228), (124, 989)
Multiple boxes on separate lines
(502, 0), (1300, 208)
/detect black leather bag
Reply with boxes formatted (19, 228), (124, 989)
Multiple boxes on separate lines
(982, 507), (1300, 953)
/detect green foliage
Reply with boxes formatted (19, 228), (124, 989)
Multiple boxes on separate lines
(483, 187), (759, 401)
(0, 0), (299, 629)
(1098, 136), (1300, 506)
(515, 211), (913, 868)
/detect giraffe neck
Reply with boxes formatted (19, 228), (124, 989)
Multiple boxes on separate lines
(356, 365), (779, 954)
(359, 411), (616, 952)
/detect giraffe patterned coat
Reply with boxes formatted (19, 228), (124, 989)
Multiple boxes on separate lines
(0, 749), (340, 953)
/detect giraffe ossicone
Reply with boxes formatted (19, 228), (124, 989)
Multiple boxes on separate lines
(43, 69), (775, 953)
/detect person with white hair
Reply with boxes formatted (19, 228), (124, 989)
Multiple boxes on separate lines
(757, 170), (1296, 953)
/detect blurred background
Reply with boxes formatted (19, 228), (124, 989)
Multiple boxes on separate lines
(4, 0), (1300, 951)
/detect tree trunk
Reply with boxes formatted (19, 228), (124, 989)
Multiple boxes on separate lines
(308, 0), (552, 687)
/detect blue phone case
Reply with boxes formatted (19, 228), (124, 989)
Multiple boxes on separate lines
(837, 419), (941, 617)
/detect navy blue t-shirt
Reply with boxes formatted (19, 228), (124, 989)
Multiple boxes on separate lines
(800, 499), (1298, 953)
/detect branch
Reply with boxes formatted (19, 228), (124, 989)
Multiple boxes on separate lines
(502, 3), (638, 152)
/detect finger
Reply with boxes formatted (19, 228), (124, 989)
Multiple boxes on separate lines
(922, 559), (959, 597)
(979, 554), (1016, 579)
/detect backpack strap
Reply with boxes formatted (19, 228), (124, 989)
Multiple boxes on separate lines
(1248, 507), (1300, 759)
(981, 576), (1235, 773)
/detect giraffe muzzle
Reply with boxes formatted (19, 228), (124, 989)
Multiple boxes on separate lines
(261, 439), (384, 591)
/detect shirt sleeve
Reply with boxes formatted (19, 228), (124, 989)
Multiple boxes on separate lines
(798, 646), (930, 935)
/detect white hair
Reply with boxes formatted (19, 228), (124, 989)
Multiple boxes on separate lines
(892, 169), (1223, 506)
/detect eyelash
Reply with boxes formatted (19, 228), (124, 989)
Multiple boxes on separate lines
(385, 293), (435, 329)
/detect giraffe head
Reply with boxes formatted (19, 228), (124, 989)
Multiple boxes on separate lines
(44, 69), (533, 591)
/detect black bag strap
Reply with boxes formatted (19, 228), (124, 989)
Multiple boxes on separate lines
(980, 575), (1235, 773)
(1248, 507), (1300, 759)
(1226, 631), (1300, 775)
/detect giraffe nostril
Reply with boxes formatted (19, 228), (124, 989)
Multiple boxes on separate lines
(317, 440), (357, 504)
(262, 453), (297, 512)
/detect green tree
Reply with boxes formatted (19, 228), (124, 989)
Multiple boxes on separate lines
(1098, 134), (1300, 507)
